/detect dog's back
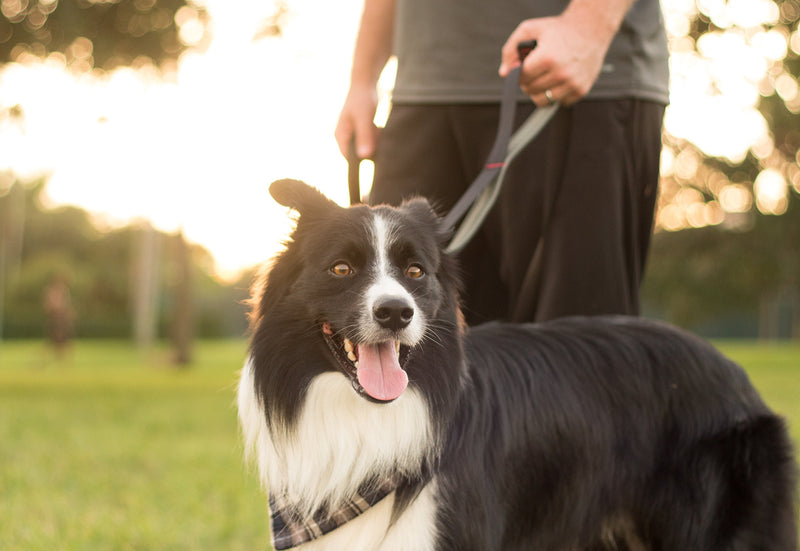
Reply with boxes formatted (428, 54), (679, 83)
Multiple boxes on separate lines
(436, 316), (798, 550)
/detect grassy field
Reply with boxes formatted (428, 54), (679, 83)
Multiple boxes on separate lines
(0, 340), (269, 550)
(0, 338), (798, 550)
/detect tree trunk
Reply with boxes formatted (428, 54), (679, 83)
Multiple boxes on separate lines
(172, 230), (193, 366)
(133, 223), (160, 351)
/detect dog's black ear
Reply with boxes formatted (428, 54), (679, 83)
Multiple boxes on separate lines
(270, 179), (339, 217)
(401, 197), (450, 242)
(400, 197), (439, 221)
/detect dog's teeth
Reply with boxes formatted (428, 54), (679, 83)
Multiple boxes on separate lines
(395, 340), (400, 355)
(347, 351), (357, 362)
(343, 338), (354, 353)
(353, 361), (358, 368)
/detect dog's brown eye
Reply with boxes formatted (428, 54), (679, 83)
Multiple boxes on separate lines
(331, 262), (353, 277)
(406, 264), (424, 279)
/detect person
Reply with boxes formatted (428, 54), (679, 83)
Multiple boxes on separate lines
(335, 0), (669, 325)
(43, 274), (75, 359)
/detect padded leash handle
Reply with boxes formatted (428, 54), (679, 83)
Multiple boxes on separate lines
(347, 138), (363, 205)
(516, 39), (538, 61)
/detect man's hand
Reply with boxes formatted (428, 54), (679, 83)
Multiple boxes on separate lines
(499, 1), (630, 106)
(335, 86), (380, 160)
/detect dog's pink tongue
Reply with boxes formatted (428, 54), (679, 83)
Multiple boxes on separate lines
(356, 342), (408, 401)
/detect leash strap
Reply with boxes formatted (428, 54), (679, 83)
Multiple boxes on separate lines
(346, 40), (558, 254)
(440, 63), (524, 233)
(445, 101), (557, 254)
(443, 39), (558, 254)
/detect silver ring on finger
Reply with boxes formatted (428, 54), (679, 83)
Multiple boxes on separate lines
(544, 89), (555, 105)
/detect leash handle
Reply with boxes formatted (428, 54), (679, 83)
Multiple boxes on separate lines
(516, 39), (537, 62)
(347, 138), (362, 205)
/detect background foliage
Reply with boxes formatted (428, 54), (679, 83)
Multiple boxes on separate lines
(2, 1), (800, 340)
(0, 180), (252, 339)
(0, 0), (208, 70)
(640, 0), (800, 337)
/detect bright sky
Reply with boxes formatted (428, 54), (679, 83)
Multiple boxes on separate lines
(0, 0), (794, 279)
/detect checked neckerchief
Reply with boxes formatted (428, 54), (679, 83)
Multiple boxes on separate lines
(269, 477), (399, 550)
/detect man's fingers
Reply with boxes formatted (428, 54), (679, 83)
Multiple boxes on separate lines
(335, 120), (377, 161)
(354, 121), (378, 160)
(334, 90), (379, 160)
(499, 20), (542, 76)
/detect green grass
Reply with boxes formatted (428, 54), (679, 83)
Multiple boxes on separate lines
(0, 339), (797, 550)
(0, 340), (270, 551)
(715, 340), (800, 447)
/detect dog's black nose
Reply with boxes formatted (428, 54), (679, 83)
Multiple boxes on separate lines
(373, 298), (414, 331)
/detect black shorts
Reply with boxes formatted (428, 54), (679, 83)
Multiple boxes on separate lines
(370, 100), (665, 324)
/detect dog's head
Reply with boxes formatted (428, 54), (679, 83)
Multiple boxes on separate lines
(253, 179), (461, 404)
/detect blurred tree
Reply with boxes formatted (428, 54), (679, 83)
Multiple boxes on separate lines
(0, 175), (25, 342)
(643, 200), (800, 337)
(171, 229), (192, 366)
(132, 220), (160, 351)
(658, 0), (800, 231)
(644, 0), (800, 338)
(0, 180), (249, 340)
(0, 1), (285, 349)
(0, 0), (210, 70)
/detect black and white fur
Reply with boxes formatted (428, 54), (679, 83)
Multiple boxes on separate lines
(238, 179), (797, 550)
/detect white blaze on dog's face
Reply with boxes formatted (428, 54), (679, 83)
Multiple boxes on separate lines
(361, 213), (426, 344)
(344, 212), (426, 401)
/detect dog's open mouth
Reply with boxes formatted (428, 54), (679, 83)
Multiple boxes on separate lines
(322, 322), (411, 403)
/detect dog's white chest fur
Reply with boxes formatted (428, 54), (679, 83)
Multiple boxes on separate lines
(237, 361), (439, 550)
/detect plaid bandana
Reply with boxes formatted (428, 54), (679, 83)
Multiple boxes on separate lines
(269, 478), (398, 550)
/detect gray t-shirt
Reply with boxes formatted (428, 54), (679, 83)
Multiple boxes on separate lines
(392, 0), (669, 104)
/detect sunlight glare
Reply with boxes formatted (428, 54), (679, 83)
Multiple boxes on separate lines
(752, 29), (788, 62)
(791, 165), (800, 194)
(727, 0), (779, 28)
(719, 183), (753, 213)
(0, 0), (364, 279)
(775, 72), (799, 101)
(704, 201), (725, 226)
(753, 168), (788, 215)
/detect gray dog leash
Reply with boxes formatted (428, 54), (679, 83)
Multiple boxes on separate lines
(347, 40), (558, 254)
(444, 100), (557, 254)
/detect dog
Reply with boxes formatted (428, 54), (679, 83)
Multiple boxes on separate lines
(237, 179), (797, 551)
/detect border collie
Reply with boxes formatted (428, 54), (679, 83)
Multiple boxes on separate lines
(238, 179), (797, 551)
